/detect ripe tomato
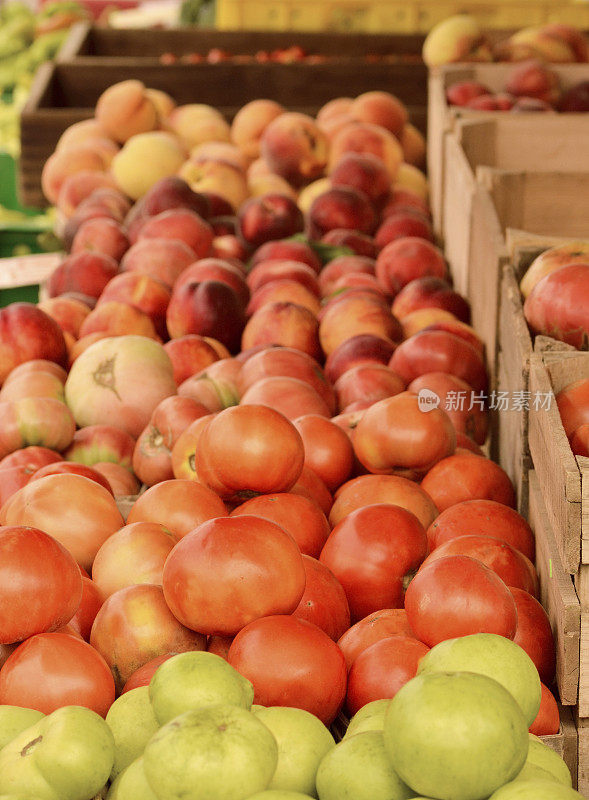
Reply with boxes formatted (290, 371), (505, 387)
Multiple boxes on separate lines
(196, 404), (305, 502)
(0, 632), (115, 716)
(230, 492), (330, 558)
(345, 634), (429, 716)
(292, 414), (355, 492)
(207, 635), (234, 661)
(320, 503), (428, 622)
(510, 587), (556, 686)
(291, 464), (334, 516)
(126, 478), (227, 538)
(227, 615), (347, 725)
(90, 584), (207, 693)
(29, 461), (114, 495)
(556, 378), (589, 437)
(291, 555), (351, 641)
(0, 526), (82, 645)
(529, 682), (560, 735)
(121, 653), (176, 693)
(420, 453), (516, 512)
(419, 535), (539, 597)
(404, 555), (518, 647)
(67, 576), (104, 642)
(426, 499), (535, 561)
(337, 608), (415, 670)
(162, 515), (306, 637)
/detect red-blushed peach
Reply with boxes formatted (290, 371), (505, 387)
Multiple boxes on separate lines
(240, 375), (331, 420)
(78, 301), (159, 340)
(319, 255), (376, 298)
(93, 461), (141, 497)
(46, 251), (120, 302)
(350, 91), (408, 137)
(247, 156), (274, 181)
(504, 59), (561, 105)
(120, 238), (197, 289)
(504, 26), (577, 63)
(238, 192), (304, 248)
(56, 171), (119, 219)
(382, 188), (431, 220)
(376, 237), (448, 294)
(41, 143), (114, 205)
(71, 217), (130, 263)
(211, 235), (251, 263)
(374, 210), (434, 250)
(37, 296), (93, 340)
(137, 208), (214, 259)
(541, 23), (589, 62)
(110, 131), (187, 200)
(178, 158), (249, 212)
(330, 272), (387, 300)
(330, 151), (391, 210)
(319, 291), (402, 357)
(95, 79), (159, 143)
(307, 186), (377, 240)
(317, 111), (358, 143)
(241, 301), (321, 361)
(190, 141), (251, 174)
(173, 258), (250, 310)
(96, 272), (172, 340)
(321, 229), (377, 259)
(230, 99), (285, 160)
(56, 119), (112, 151)
(246, 279), (321, 317)
(246, 259), (320, 298)
(260, 111), (329, 187)
(163, 335), (221, 386)
(446, 81), (492, 107)
(316, 97), (354, 125)
(328, 121), (404, 180)
(140, 175), (210, 220)
(297, 177), (332, 214)
(165, 103), (231, 150)
(399, 308), (458, 340)
(520, 241), (589, 298)
(392, 277), (471, 324)
(422, 14), (493, 67)
(334, 363), (406, 413)
(324, 333), (397, 384)
(250, 239), (322, 274)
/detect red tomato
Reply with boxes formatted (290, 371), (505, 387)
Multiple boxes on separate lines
(195, 404), (305, 502)
(419, 535), (539, 597)
(337, 608), (415, 671)
(162, 515), (306, 637)
(90, 584), (207, 693)
(227, 615), (347, 725)
(0, 526), (82, 645)
(0, 445), (62, 470)
(292, 414), (355, 492)
(529, 682), (560, 735)
(320, 503), (428, 622)
(426, 499), (535, 561)
(0, 632), (115, 716)
(510, 587), (556, 686)
(404, 555), (518, 647)
(230, 492), (330, 558)
(121, 653), (176, 693)
(67, 576), (104, 642)
(345, 634), (429, 716)
(291, 555), (351, 641)
(29, 461), (114, 495)
(420, 453), (516, 512)
(207, 635), (234, 661)
(291, 464), (334, 516)
(556, 379), (589, 438)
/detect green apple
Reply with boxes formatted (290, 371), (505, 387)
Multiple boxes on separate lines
(416, 633), (541, 727)
(246, 793), (315, 799)
(343, 699), (390, 739)
(143, 704), (278, 800)
(148, 650), (254, 725)
(107, 757), (159, 800)
(105, 686), (160, 780)
(253, 706), (335, 796)
(315, 731), (413, 800)
(383, 671), (529, 800)
(0, 706), (44, 749)
(522, 735), (572, 786)
(0, 705), (114, 800)
(487, 779), (585, 798)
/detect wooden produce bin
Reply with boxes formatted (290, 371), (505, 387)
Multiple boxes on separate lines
(20, 26), (429, 208)
(427, 63), (589, 235)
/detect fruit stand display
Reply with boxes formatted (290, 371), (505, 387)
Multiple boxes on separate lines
(1, 12), (589, 800)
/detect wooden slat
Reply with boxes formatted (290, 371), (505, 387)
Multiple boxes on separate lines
(440, 133), (475, 297)
(541, 705), (578, 789)
(529, 470), (581, 707)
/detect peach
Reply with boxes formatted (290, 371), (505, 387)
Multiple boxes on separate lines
(247, 157), (274, 181)
(331, 273), (387, 299)
(260, 112), (329, 187)
(350, 91), (408, 137)
(166, 104), (231, 150)
(297, 177), (332, 214)
(393, 163), (429, 202)
(382, 188), (431, 220)
(238, 193), (304, 248)
(246, 279), (321, 317)
(446, 81), (492, 108)
(374, 210), (434, 250)
(37, 296), (92, 339)
(137, 208), (214, 259)
(96, 272), (172, 340)
(542, 23), (589, 63)
(324, 333), (397, 384)
(56, 119), (112, 151)
(319, 254), (376, 297)
(505, 26), (577, 63)
(316, 97), (354, 125)
(163, 335), (220, 385)
(93, 461), (141, 497)
(190, 141), (250, 173)
(78, 300), (159, 340)
(110, 131), (187, 200)
(71, 217), (130, 262)
(46, 251), (120, 301)
(330, 152), (391, 210)
(321, 229), (377, 259)
(56, 171), (119, 219)
(328, 122), (403, 180)
(319, 292), (402, 357)
(317, 111), (357, 142)
(392, 277), (471, 324)
(376, 237), (447, 294)
(230, 99), (285, 160)
(120, 238), (196, 288)
(240, 375), (331, 420)
(248, 173), (298, 200)
(520, 241), (589, 297)
(250, 239), (321, 274)
(41, 143), (114, 205)
(307, 186), (377, 239)
(399, 123), (426, 170)
(422, 14), (492, 67)
(400, 308), (459, 340)
(241, 301), (321, 361)
(145, 88), (177, 122)
(334, 363), (405, 413)
(178, 158), (249, 212)
(504, 59), (561, 105)
(95, 79), (159, 144)
(174, 259), (250, 309)
(247, 259), (320, 298)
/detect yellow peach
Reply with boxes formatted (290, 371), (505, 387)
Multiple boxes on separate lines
(422, 14), (492, 67)
(297, 177), (332, 214)
(166, 104), (231, 150)
(178, 158), (249, 211)
(110, 131), (187, 200)
(399, 123), (426, 170)
(230, 99), (285, 160)
(95, 79), (159, 144)
(393, 163), (429, 201)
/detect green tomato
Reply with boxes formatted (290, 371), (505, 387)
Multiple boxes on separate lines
(105, 686), (159, 780)
(0, 706), (114, 800)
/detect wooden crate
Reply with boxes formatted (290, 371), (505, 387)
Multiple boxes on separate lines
(541, 704), (579, 790)
(20, 50), (428, 209)
(428, 63), (589, 234)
